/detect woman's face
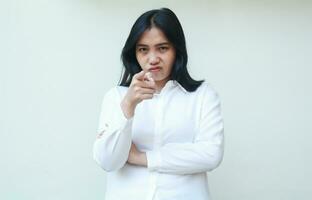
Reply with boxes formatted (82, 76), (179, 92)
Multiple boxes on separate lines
(135, 27), (176, 88)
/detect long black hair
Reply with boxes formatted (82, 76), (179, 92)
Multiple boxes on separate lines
(119, 8), (204, 92)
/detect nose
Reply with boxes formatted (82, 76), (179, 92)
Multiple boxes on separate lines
(148, 52), (160, 65)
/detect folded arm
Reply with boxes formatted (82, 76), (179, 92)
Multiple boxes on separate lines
(93, 88), (133, 172)
(146, 87), (224, 175)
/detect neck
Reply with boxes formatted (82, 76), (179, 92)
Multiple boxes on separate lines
(155, 78), (171, 93)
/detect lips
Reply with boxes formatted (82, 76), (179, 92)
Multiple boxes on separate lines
(149, 67), (161, 72)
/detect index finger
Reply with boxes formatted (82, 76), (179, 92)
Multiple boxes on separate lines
(133, 70), (146, 80)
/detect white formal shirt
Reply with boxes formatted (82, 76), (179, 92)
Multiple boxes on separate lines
(93, 80), (224, 200)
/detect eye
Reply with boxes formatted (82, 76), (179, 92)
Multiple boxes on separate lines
(137, 47), (148, 53)
(159, 46), (169, 52)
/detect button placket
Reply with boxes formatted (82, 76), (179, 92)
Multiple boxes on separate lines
(153, 92), (164, 149)
(148, 93), (163, 200)
(147, 172), (157, 200)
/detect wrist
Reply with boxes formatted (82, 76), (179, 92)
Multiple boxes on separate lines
(120, 99), (135, 119)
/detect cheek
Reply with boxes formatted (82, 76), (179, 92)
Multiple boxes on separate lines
(166, 52), (176, 67)
(136, 55), (145, 66)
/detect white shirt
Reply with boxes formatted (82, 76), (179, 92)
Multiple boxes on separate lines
(93, 80), (224, 200)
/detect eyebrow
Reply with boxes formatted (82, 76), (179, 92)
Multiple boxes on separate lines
(136, 42), (171, 47)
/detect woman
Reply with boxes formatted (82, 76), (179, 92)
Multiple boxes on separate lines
(93, 8), (224, 200)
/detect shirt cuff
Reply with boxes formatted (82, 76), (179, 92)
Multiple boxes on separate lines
(146, 150), (161, 171)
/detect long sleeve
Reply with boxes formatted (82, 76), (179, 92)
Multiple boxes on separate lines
(93, 87), (133, 172)
(146, 86), (224, 175)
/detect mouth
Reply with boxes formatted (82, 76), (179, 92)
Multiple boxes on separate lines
(149, 66), (161, 72)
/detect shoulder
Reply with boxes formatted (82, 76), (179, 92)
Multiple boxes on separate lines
(102, 85), (129, 102)
(196, 82), (222, 118)
(196, 81), (220, 99)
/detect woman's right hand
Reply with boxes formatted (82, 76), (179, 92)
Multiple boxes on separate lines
(120, 71), (156, 119)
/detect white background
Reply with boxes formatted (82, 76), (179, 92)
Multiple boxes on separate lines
(1, 0), (312, 199)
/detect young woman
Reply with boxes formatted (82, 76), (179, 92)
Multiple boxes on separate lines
(93, 8), (224, 200)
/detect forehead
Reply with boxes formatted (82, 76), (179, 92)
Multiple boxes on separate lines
(136, 27), (170, 46)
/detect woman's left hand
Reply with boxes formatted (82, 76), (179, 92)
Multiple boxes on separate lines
(127, 142), (147, 167)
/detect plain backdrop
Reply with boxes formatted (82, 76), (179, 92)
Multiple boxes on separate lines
(1, 0), (312, 199)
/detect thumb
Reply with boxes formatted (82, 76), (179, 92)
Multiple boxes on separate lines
(144, 72), (155, 84)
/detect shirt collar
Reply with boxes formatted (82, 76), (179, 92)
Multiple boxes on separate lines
(159, 80), (187, 94)
(173, 80), (187, 93)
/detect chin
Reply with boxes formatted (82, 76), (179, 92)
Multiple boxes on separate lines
(154, 77), (165, 81)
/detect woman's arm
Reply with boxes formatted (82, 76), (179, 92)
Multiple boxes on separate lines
(93, 71), (157, 171)
(93, 87), (134, 172)
(145, 88), (224, 175)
